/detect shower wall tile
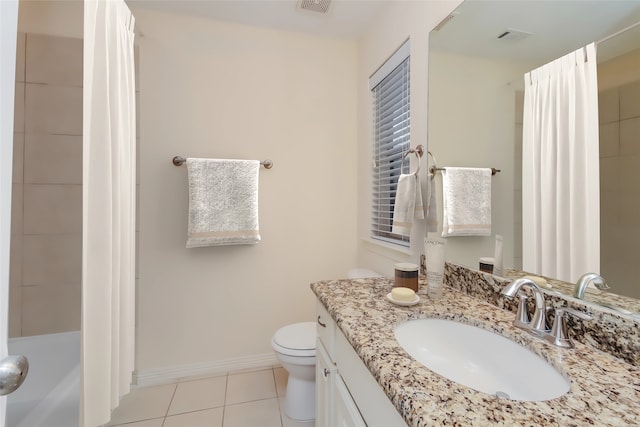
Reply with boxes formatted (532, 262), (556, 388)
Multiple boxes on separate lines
(23, 184), (82, 234)
(620, 80), (640, 120)
(600, 190), (619, 227)
(620, 116), (640, 156)
(599, 121), (620, 158)
(15, 32), (25, 83)
(24, 83), (82, 135)
(10, 236), (22, 287)
(14, 82), (24, 133)
(618, 155), (640, 192)
(25, 34), (83, 87)
(11, 184), (22, 236)
(12, 133), (23, 183)
(600, 156), (620, 197)
(598, 88), (619, 124)
(22, 234), (82, 286)
(21, 283), (81, 336)
(24, 134), (82, 184)
(8, 287), (22, 338)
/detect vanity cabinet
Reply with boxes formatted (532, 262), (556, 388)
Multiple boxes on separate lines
(315, 299), (406, 427)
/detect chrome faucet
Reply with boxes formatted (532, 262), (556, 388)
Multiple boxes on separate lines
(573, 273), (609, 299)
(501, 278), (549, 334)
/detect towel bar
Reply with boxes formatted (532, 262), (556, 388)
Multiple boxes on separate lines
(431, 166), (500, 176)
(172, 156), (273, 169)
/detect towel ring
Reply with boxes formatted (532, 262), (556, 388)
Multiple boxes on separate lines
(400, 145), (424, 174)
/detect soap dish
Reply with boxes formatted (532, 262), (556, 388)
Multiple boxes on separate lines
(386, 293), (420, 307)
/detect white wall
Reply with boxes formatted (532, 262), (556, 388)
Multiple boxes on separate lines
(427, 51), (529, 271)
(356, 0), (461, 277)
(133, 8), (359, 376)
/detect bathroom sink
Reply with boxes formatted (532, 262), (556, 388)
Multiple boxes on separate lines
(394, 318), (570, 401)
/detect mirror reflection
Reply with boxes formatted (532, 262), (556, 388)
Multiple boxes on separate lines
(428, 0), (640, 311)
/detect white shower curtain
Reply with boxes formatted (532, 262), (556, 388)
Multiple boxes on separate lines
(0, 1), (18, 425)
(82, 1), (136, 425)
(522, 43), (600, 283)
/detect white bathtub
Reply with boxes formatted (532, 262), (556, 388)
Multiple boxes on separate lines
(6, 331), (80, 427)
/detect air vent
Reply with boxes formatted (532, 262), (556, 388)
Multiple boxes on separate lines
(297, 0), (332, 14)
(497, 29), (532, 41)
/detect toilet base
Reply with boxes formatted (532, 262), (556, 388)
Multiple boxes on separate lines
(283, 375), (315, 421)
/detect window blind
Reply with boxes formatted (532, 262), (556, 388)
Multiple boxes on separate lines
(371, 42), (410, 246)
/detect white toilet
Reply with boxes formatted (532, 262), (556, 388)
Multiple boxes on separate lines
(272, 322), (316, 421)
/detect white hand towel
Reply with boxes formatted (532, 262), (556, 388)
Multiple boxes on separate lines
(186, 158), (261, 248)
(442, 167), (492, 237)
(392, 172), (424, 236)
(426, 172), (438, 232)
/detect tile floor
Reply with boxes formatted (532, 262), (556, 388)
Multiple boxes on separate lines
(105, 367), (314, 427)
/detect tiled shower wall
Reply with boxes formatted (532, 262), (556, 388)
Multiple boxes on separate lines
(599, 79), (640, 299)
(10, 33), (84, 337)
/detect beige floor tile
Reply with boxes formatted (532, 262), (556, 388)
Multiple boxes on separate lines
(223, 398), (282, 427)
(164, 407), (224, 427)
(107, 384), (176, 425)
(168, 375), (227, 415)
(225, 369), (277, 405)
(274, 367), (287, 397)
(110, 418), (163, 427)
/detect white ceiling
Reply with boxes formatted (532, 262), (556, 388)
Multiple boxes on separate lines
(126, 0), (640, 65)
(430, 1), (640, 65)
(126, 0), (388, 39)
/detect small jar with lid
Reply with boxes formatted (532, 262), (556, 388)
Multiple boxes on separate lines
(394, 262), (419, 292)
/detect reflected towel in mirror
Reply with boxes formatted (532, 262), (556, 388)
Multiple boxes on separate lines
(441, 167), (491, 237)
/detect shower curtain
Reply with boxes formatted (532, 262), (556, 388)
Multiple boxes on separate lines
(522, 43), (600, 283)
(82, 1), (136, 425)
(0, 1), (18, 425)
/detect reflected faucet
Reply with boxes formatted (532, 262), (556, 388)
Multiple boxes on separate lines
(501, 278), (549, 334)
(573, 273), (609, 299)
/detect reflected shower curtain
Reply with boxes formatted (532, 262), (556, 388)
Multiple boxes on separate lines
(522, 43), (599, 283)
(0, 1), (18, 425)
(82, 1), (136, 425)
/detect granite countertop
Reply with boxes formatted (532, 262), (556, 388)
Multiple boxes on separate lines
(311, 277), (640, 427)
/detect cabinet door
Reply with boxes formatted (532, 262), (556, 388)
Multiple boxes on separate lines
(316, 300), (336, 356)
(334, 375), (367, 427)
(316, 340), (336, 427)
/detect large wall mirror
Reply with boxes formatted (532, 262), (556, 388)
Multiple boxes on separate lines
(428, 1), (640, 311)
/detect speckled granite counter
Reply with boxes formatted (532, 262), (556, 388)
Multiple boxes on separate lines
(311, 277), (640, 426)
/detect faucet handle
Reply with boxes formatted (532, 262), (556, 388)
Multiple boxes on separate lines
(545, 307), (592, 348)
(513, 294), (531, 329)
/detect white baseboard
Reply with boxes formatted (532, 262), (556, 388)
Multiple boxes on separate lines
(134, 352), (280, 387)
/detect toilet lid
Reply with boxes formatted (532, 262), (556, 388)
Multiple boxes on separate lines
(273, 322), (316, 353)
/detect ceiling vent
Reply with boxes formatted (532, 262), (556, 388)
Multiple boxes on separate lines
(297, 0), (332, 14)
(497, 29), (532, 41)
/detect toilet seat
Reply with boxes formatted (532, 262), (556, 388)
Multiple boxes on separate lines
(272, 322), (316, 357)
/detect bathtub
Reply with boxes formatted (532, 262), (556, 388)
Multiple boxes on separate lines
(6, 331), (80, 427)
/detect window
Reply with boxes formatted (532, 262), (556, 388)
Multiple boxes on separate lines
(370, 40), (410, 246)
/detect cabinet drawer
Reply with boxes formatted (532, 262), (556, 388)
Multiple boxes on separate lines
(316, 300), (336, 358)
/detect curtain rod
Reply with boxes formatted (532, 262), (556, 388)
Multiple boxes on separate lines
(596, 20), (640, 46)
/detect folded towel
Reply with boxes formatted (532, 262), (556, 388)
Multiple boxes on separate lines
(426, 172), (438, 232)
(442, 167), (492, 237)
(392, 172), (424, 236)
(186, 158), (261, 248)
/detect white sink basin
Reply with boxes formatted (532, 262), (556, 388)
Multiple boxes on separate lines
(394, 318), (570, 401)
